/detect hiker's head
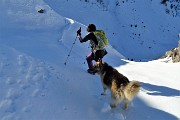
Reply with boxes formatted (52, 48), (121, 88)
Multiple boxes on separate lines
(87, 24), (96, 32)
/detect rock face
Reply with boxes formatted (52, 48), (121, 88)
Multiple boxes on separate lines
(163, 40), (180, 63)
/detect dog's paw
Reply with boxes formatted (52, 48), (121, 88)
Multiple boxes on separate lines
(110, 104), (116, 108)
(123, 104), (128, 110)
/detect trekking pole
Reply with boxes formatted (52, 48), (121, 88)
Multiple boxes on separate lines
(64, 27), (81, 65)
(64, 35), (78, 65)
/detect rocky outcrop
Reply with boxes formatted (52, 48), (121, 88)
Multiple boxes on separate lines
(163, 40), (180, 63)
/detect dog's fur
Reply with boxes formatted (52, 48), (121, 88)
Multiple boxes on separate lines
(92, 60), (141, 109)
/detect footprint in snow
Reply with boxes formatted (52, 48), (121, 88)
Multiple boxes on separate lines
(0, 99), (15, 113)
(6, 77), (15, 85)
(6, 88), (22, 100)
(23, 105), (32, 112)
(101, 103), (111, 113)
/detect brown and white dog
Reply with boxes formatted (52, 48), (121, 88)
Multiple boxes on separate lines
(92, 60), (141, 109)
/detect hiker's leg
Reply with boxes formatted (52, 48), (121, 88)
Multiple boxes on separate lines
(86, 52), (93, 69)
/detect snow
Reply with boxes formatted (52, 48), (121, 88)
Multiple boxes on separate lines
(45, 0), (180, 61)
(0, 0), (180, 120)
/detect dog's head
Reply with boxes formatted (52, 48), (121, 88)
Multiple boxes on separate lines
(92, 60), (107, 74)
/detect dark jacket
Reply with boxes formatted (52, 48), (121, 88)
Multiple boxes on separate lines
(80, 32), (98, 47)
(79, 32), (107, 61)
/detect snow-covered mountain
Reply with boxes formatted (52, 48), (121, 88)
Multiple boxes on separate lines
(0, 0), (180, 120)
(45, 0), (180, 61)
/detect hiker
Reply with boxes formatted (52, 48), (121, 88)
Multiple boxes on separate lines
(77, 24), (108, 74)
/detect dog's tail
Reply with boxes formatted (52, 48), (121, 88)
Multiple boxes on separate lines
(124, 80), (141, 102)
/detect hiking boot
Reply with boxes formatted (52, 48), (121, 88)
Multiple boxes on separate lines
(87, 69), (95, 75)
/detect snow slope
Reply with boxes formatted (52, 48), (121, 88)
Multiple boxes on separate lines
(45, 0), (180, 61)
(0, 0), (180, 120)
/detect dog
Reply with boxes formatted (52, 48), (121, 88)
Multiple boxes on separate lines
(92, 60), (141, 110)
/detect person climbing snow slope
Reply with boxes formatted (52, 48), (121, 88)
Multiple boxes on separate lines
(77, 24), (108, 74)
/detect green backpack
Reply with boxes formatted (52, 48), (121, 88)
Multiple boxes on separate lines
(94, 30), (108, 50)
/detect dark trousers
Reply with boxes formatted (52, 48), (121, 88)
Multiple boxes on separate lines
(86, 50), (107, 69)
(86, 52), (94, 69)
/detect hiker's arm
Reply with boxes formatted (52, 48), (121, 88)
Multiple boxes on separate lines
(78, 33), (91, 43)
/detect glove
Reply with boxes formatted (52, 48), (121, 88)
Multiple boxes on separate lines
(77, 27), (81, 36)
